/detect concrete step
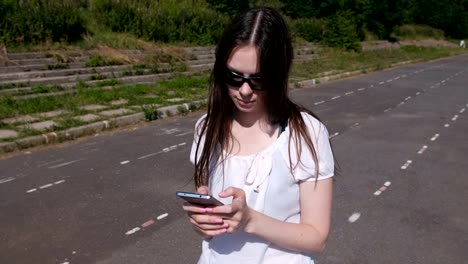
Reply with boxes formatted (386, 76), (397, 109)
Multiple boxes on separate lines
(0, 65), (134, 82)
(4, 56), (89, 66)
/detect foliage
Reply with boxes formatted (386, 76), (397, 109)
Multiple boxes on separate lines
(90, 0), (228, 45)
(392, 25), (445, 40)
(0, 0), (87, 45)
(206, 0), (250, 15)
(291, 18), (326, 42)
(323, 10), (362, 51)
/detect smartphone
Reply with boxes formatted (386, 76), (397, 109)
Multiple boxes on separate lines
(176, 191), (224, 206)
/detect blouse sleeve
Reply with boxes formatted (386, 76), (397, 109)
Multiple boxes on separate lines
(189, 114), (207, 165)
(281, 112), (335, 182)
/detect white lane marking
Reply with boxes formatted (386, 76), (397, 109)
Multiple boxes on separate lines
(37, 158), (65, 168)
(157, 213), (169, 220)
(384, 181), (391, 187)
(54, 180), (66, 185)
(417, 145), (428, 154)
(402, 74), (407, 78)
(162, 148), (170, 152)
(348, 212), (361, 223)
(374, 190), (382, 196)
(120, 160), (130, 165)
(460, 108), (466, 113)
(357, 88), (366, 91)
(401, 160), (412, 170)
(175, 131), (192, 137)
(379, 81), (385, 85)
(384, 108), (392, 113)
(430, 86), (435, 89)
(345, 91), (354, 95)
(430, 134), (439, 141)
(405, 96), (412, 101)
(416, 92), (421, 95)
(394, 77), (400, 80)
(331, 96), (341, 100)
(142, 219), (155, 228)
(441, 80), (446, 83)
(26, 188), (37, 193)
(125, 227), (141, 235)
(48, 159), (82, 169)
(169, 145), (177, 150)
(452, 115), (459, 121)
(178, 142), (187, 147)
(39, 183), (53, 189)
(387, 79), (392, 83)
(398, 102), (405, 106)
(444, 124), (450, 128)
(329, 132), (339, 139)
(350, 123), (360, 129)
(314, 100), (325, 105)
(164, 129), (179, 135)
(60, 262), (70, 264)
(138, 151), (163, 160)
(370, 85), (374, 87)
(0, 177), (15, 184)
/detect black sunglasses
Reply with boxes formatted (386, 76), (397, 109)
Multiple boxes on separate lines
(225, 68), (263, 91)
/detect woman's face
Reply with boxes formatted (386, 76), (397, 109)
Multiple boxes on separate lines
(226, 45), (266, 116)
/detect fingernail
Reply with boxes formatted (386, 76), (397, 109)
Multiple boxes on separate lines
(223, 223), (229, 228)
(205, 207), (213, 212)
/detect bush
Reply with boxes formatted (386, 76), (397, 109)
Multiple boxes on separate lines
(391, 24), (445, 40)
(291, 17), (325, 42)
(323, 10), (361, 51)
(0, 0), (87, 45)
(91, 0), (228, 45)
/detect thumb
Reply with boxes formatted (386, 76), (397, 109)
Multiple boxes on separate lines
(197, 185), (210, 195)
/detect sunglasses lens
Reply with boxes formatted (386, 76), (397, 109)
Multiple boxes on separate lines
(225, 69), (262, 90)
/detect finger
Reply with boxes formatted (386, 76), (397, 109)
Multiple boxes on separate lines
(219, 187), (244, 199)
(182, 203), (209, 213)
(207, 204), (235, 214)
(190, 218), (229, 230)
(190, 213), (225, 225)
(197, 185), (210, 195)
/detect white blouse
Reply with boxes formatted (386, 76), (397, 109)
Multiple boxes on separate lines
(190, 112), (334, 264)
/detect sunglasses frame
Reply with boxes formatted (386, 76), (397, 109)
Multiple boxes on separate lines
(225, 68), (263, 91)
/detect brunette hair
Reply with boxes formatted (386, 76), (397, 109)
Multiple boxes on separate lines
(194, 7), (322, 187)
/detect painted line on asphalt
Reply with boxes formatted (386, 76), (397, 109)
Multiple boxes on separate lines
(329, 132), (339, 139)
(386, 79), (392, 83)
(416, 92), (421, 96)
(384, 108), (392, 113)
(444, 123), (450, 128)
(125, 213), (169, 236)
(350, 123), (360, 129)
(451, 115), (459, 121)
(357, 88), (366, 92)
(138, 142), (187, 160)
(348, 212), (361, 223)
(379, 81), (385, 85)
(430, 134), (439, 141)
(331, 96), (341, 100)
(345, 91), (354, 95)
(401, 160), (412, 170)
(314, 100), (325, 106)
(374, 181), (391, 196)
(460, 108), (466, 114)
(405, 96), (412, 101)
(417, 145), (428, 154)
(175, 131), (192, 137)
(0, 177), (15, 184)
(120, 160), (130, 165)
(26, 180), (66, 194)
(48, 159), (82, 169)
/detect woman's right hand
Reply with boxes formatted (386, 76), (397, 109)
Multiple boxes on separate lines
(182, 186), (228, 239)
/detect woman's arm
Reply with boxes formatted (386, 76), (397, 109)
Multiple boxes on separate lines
(209, 177), (333, 254)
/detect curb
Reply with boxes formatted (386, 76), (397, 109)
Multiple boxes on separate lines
(0, 101), (206, 154)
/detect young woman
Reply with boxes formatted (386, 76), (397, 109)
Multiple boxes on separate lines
(184, 7), (335, 263)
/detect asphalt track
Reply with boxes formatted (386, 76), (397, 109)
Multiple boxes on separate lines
(1, 54), (467, 264)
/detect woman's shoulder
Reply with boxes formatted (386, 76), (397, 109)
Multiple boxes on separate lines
(298, 111), (327, 135)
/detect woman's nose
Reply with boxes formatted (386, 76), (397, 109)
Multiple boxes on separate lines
(238, 82), (253, 96)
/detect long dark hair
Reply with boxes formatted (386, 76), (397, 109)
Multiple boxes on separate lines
(194, 7), (321, 187)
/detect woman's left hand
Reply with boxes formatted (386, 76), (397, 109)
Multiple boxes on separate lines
(207, 187), (253, 233)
